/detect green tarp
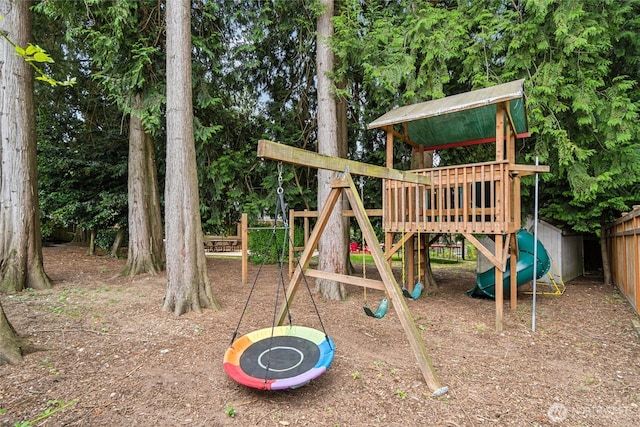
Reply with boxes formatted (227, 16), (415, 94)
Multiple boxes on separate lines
(368, 79), (528, 150)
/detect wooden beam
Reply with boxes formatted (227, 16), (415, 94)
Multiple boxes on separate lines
(276, 186), (343, 326)
(386, 128), (394, 168)
(341, 173), (446, 394)
(258, 139), (430, 185)
(496, 104), (505, 161)
(495, 234), (504, 332)
(390, 127), (419, 148)
(462, 233), (503, 270)
(342, 208), (384, 217)
(385, 231), (415, 260)
(303, 269), (386, 291)
(509, 164), (550, 176)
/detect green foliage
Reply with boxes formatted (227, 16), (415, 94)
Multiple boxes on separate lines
(26, 0), (640, 250)
(248, 226), (303, 265)
(333, 0), (640, 236)
(0, 14), (75, 87)
(95, 228), (121, 253)
(224, 405), (236, 418)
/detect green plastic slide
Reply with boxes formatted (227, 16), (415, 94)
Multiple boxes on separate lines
(467, 229), (551, 299)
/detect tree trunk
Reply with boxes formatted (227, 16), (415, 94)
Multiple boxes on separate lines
(87, 229), (96, 256)
(72, 226), (88, 243)
(411, 152), (436, 288)
(0, 301), (24, 365)
(110, 227), (125, 258)
(423, 237), (438, 289)
(121, 93), (165, 275)
(315, 0), (347, 300)
(163, 0), (219, 314)
(0, 0), (50, 293)
(600, 221), (612, 286)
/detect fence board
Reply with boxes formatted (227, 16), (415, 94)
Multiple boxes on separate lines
(605, 206), (640, 315)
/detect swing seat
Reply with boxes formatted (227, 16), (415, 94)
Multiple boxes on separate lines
(363, 297), (388, 319)
(402, 281), (423, 300)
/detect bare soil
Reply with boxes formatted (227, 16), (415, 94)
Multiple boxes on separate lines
(1, 243), (639, 426)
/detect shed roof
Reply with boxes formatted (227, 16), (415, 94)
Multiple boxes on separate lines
(367, 79), (529, 150)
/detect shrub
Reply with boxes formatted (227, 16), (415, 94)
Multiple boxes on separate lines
(248, 225), (303, 264)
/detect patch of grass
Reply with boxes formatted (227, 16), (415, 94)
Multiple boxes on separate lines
(49, 305), (63, 315)
(578, 375), (598, 392)
(14, 399), (77, 426)
(39, 357), (60, 376)
(224, 405), (236, 418)
(473, 323), (488, 332)
(429, 257), (462, 264)
(605, 293), (622, 304)
(395, 389), (407, 399)
(56, 289), (69, 303)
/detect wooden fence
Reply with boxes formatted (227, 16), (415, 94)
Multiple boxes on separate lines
(604, 206), (640, 315)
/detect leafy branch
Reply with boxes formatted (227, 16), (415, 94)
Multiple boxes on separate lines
(0, 14), (75, 87)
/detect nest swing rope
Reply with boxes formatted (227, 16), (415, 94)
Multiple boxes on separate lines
(223, 163), (335, 390)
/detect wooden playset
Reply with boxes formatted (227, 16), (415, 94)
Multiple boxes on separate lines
(255, 79), (549, 393)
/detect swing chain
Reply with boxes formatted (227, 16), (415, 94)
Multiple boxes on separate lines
(276, 162), (288, 227)
(277, 162), (284, 195)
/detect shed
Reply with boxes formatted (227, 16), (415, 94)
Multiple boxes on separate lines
(476, 219), (584, 284)
(523, 219), (584, 284)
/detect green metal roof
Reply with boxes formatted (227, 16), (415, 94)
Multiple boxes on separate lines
(367, 79), (529, 150)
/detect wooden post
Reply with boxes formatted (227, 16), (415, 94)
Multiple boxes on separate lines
(386, 126), (394, 168)
(275, 187), (344, 326)
(241, 213), (248, 284)
(342, 173), (446, 394)
(495, 104), (505, 161)
(495, 234), (504, 332)
(273, 172), (446, 394)
(289, 209), (296, 278)
(407, 233), (415, 289)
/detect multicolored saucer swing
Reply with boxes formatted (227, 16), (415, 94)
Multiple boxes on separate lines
(223, 325), (335, 390)
(223, 167), (334, 390)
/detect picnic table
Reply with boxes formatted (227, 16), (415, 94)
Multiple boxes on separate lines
(203, 235), (241, 252)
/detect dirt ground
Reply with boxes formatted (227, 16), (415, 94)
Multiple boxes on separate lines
(1, 243), (639, 426)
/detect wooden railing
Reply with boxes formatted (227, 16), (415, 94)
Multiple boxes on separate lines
(384, 161), (519, 235)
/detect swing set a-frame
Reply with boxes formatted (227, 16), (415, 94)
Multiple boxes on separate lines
(256, 79), (549, 395)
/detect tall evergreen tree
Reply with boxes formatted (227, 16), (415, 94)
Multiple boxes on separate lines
(333, 0), (640, 285)
(163, 0), (220, 314)
(0, 1), (51, 294)
(316, 0), (349, 300)
(36, 0), (166, 274)
(0, 0), (50, 363)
